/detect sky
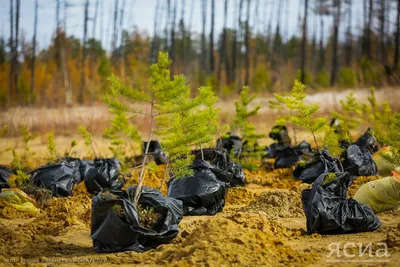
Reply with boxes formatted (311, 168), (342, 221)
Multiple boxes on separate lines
(0, 0), (396, 52)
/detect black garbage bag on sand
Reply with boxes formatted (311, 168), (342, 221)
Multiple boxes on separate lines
(30, 162), (80, 197)
(293, 149), (342, 184)
(168, 160), (226, 216)
(302, 172), (381, 234)
(216, 132), (243, 157)
(192, 148), (245, 187)
(142, 140), (168, 165)
(265, 143), (286, 159)
(61, 157), (94, 184)
(0, 166), (12, 190)
(84, 158), (125, 194)
(274, 140), (313, 169)
(91, 186), (183, 253)
(343, 129), (379, 177)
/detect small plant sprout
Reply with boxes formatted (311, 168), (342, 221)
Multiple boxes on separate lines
(104, 52), (219, 206)
(77, 124), (98, 158)
(64, 139), (77, 157)
(323, 125), (344, 158)
(331, 92), (362, 133)
(46, 132), (58, 162)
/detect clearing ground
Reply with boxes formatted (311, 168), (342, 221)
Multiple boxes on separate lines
(0, 169), (399, 267)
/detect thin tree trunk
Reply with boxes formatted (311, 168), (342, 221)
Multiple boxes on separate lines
(218, 0), (229, 83)
(345, 0), (352, 66)
(366, 0), (373, 60)
(111, 0), (119, 54)
(100, 0), (104, 46)
(170, 0), (177, 74)
(231, 0), (239, 85)
(30, 0), (38, 104)
(244, 0), (250, 86)
(394, 0), (400, 72)
(237, 0), (244, 90)
(330, 0), (341, 87)
(90, 0), (100, 81)
(9, 0), (14, 105)
(318, 15), (325, 70)
(179, 0), (185, 69)
(150, 0), (161, 63)
(79, 0), (89, 104)
(14, 0), (20, 103)
(379, 0), (386, 64)
(267, 0), (275, 48)
(300, 0), (308, 84)
(119, 0), (127, 82)
(209, 0), (215, 74)
(63, 1), (71, 104)
(201, 0), (207, 75)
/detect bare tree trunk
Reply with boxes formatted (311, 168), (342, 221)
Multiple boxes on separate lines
(217, 0), (229, 83)
(30, 0), (38, 104)
(150, 0), (161, 63)
(100, 0), (104, 46)
(244, 0), (250, 86)
(111, 0), (119, 54)
(93, 0), (100, 39)
(366, 0), (373, 60)
(330, 0), (341, 87)
(63, 1), (71, 104)
(209, 0), (215, 74)
(318, 15), (325, 70)
(300, 0), (308, 84)
(119, 0), (127, 83)
(394, 0), (400, 72)
(231, 0), (239, 85)
(201, 0), (207, 75)
(379, 0), (386, 66)
(90, 0), (100, 81)
(267, 0), (275, 48)
(9, 0), (14, 105)
(14, 0), (20, 103)
(237, 0), (244, 90)
(179, 0), (185, 69)
(170, 0), (177, 74)
(79, 0), (89, 104)
(345, 0), (352, 66)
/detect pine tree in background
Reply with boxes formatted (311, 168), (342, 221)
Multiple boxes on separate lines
(104, 52), (219, 205)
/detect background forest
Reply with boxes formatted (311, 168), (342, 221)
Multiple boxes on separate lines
(0, 0), (400, 107)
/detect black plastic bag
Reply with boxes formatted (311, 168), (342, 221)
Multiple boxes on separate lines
(192, 148), (233, 185)
(0, 166), (12, 190)
(30, 162), (80, 197)
(269, 125), (291, 146)
(343, 145), (378, 177)
(302, 172), (381, 234)
(168, 160), (226, 216)
(61, 157), (93, 184)
(91, 186), (183, 253)
(343, 129), (379, 177)
(142, 140), (168, 165)
(265, 143), (286, 159)
(274, 140), (313, 169)
(293, 149), (342, 184)
(84, 158), (125, 194)
(216, 132), (243, 157)
(192, 148), (245, 187)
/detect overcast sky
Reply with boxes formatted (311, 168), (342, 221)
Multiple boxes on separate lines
(0, 0), (395, 52)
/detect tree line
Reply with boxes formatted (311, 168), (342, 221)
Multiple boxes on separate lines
(1, 0), (400, 107)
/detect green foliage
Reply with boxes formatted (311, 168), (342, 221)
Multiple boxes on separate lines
(11, 124), (37, 170)
(232, 86), (264, 148)
(323, 173), (337, 185)
(270, 80), (326, 149)
(323, 125), (344, 158)
(332, 92), (362, 131)
(295, 69), (312, 85)
(251, 63), (271, 92)
(77, 125), (97, 158)
(46, 132), (58, 162)
(338, 67), (357, 88)
(314, 69), (330, 88)
(64, 139), (77, 157)
(104, 52), (220, 203)
(9, 169), (31, 188)
(0, 125), (7, 137)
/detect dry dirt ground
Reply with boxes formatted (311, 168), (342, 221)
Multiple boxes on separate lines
(0, 169), (399, 267)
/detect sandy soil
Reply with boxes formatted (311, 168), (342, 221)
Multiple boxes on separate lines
(0, 169), (399, 267)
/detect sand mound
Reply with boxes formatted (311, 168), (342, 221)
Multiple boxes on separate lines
(386, 223), (400, 250)
(244, 168), (301, 189)
(225, 187), (257, 206)
(105, 215), (316, 266)
(239, 190), (304, 219)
